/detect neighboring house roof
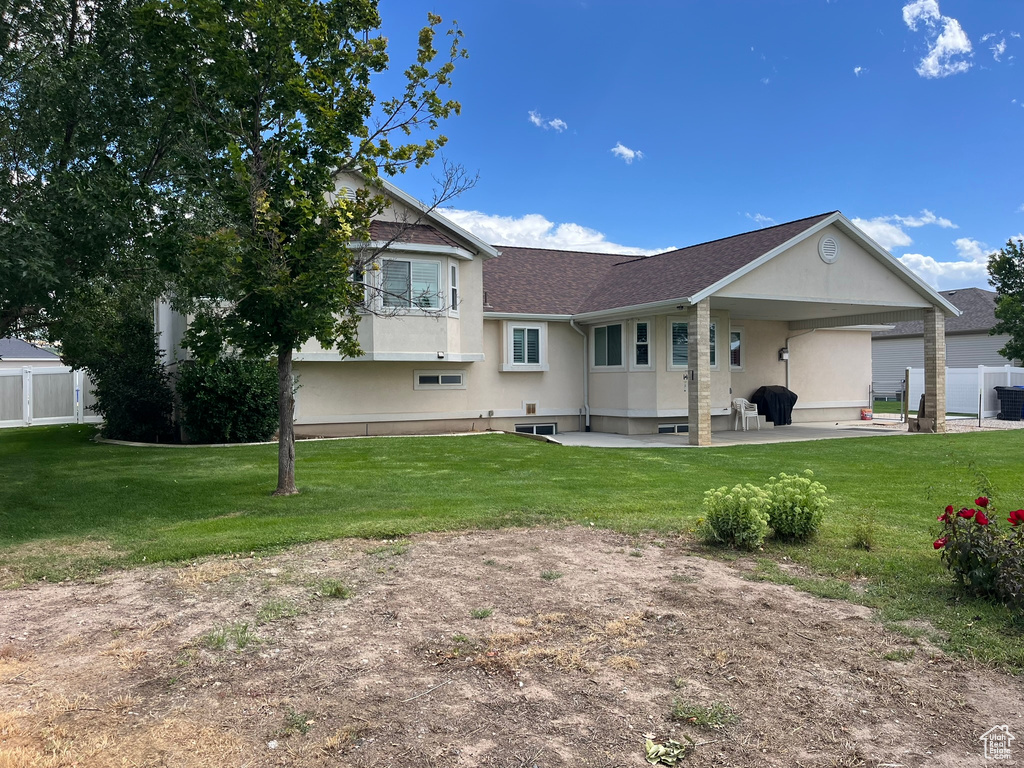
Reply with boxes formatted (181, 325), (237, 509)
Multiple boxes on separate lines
(0, 337), (59, 361)
(370, 221), (461, 249)
(483, 213), (836, 315)
(873, 287), (998, 338)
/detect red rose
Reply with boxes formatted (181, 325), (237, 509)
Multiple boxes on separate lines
(933, 537), (948, 549)
(1009, 510), (1024, 526)
(975, 497), (990, 508)
(958, 508), (975, 519)
(976, 511), (990, 525)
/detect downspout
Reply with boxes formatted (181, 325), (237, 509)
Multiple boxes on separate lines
(570, 320), (590, 431)
(784, 329), (817, 391)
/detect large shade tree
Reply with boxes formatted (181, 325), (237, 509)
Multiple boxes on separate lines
(0, 0), (191, 340)
(988, 237), (1024, 363)
(150, 0), (469, 494)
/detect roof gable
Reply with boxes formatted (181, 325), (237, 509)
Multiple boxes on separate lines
(577, 213), (835, 314)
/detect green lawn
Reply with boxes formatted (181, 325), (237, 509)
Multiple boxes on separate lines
(2, 425), (1022, 669)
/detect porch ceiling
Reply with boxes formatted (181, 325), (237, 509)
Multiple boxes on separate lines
(711, 296), (929, 328)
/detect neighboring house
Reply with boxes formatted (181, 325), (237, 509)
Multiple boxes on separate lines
(0, 337), (60, 370)
(157, 174), (959, 443)
(872, 287), (1018, 396)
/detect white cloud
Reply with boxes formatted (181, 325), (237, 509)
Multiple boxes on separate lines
(902, 0), (973, 78)
(1018, 203), (1024, 213)
(760, 77), (771, 85)
(610, 142), (644, 164)
(439, 208), (666, 256)
(991, 38), (1007, 61)
(853, 66), (866, 76)
(851, 209), (957, 250)
(853, 218), (915, 250)
(898, 237), (995, 288)
(527, 110), (568, 132)
(745, 213), (776, 228)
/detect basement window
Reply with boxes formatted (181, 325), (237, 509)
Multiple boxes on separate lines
(414, 370), (466, 390)
(514, 423), (557, 436)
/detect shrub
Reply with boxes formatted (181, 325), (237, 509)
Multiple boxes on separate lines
(764, 470), (831, 541)
(176, 356), (278, 444)
(85, 314), (174, 442)
(697, 483), (771, 550)
(934, 497), (1024, 609)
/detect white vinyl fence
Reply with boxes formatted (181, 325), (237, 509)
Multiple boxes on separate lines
(907, 364), (1024, 417)
(0, 366), (101, 428)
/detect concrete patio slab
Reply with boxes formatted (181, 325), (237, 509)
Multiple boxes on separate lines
(548, 421), (907, 448)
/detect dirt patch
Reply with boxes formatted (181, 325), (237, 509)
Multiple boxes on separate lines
(0, 527), (1019, 767)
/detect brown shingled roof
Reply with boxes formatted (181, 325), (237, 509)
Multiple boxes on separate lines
(873, 287), (998, 338)
(370, 220), (462, 249)
(483, 247), (636, 314)
(482, 212), (837, 316)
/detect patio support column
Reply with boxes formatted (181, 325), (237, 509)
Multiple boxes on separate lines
(922, 307), (946, 434)
(688, 299), (712, 446)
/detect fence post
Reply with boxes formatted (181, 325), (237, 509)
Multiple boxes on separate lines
(74, 370), (83, 424)
(22, 366), (32, 426)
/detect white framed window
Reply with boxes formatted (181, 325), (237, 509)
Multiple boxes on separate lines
(515, 423), (556, 435)
(633, 320), (653, 369)
(449, 263), (459, 315)
(668, 319), (717, 370)
(593, 323), (624, 368)
(729, 327), (743, 371)
(414, 370), (466, 390)
(381, 258), (441, 309)
(502, 322), (548, 371)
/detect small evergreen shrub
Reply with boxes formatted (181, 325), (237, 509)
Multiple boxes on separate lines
(697, 483), (771, 550)
(765, 470), (831, 541)
(176, 356), (278, 444)
(86, 314), (174, 443)
(934, 497), (1024, 608)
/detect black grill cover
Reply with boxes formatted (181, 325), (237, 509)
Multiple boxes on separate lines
(750, 385), (798, 426)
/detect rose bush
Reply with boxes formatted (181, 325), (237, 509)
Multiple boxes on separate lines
(934, 497), (1024, 609)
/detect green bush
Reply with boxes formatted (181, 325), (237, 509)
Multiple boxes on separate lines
(697, 483), (771, 550)
(765, 470), (831, 541)
(176, 357), (278, 444)
(85, 315), (175, 442)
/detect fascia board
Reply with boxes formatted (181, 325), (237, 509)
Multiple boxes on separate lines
(830, 214), (961, 317)
(352, 240), (477, 261)
(570, 298), (692, 324)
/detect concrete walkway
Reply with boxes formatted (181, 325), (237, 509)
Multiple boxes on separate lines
(548, 420), (906, 448)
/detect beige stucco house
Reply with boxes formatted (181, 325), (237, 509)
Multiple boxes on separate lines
(158, 175), (959, 444)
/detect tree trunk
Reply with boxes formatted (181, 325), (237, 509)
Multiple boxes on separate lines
(273, 345), (298, 496)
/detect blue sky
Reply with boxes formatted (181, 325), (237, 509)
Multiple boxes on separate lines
(374, 0), (1024, 290)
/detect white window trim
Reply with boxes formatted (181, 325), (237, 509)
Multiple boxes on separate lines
(729, 326), (744, 372)
(377, 256), (445, 313)
(501, 321), (549, 372)
(448, 260), (460, 318)
(667, 316), (719, 371)
(591, 322), (626, 371)
(631, 319), (654, 371)
(413, 369), (467, 390)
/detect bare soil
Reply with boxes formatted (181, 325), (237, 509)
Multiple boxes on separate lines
(0, 527), (1020, 767)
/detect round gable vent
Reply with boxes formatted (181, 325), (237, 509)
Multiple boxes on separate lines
(818, 234), (840, 264)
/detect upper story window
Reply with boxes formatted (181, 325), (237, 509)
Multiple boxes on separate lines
(594, 323), (623, 367)
(669, 320), (717, 369)
(382, 259), (440, 309)
(450, 264), (459, 314)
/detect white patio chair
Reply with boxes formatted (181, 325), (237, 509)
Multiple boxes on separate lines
(732, 398), (759, 431)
